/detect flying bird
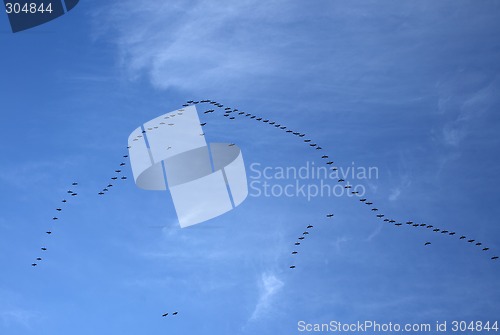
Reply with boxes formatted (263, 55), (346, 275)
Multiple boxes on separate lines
(425, 242), (431, 246)
(326, 214), (334, 217)
(290, 266), (296, 269)
(162, 313), (168, 317)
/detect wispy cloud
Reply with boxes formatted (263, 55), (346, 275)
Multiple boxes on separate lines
(249, 272), (284, 321)
(93, 0), (299, 93)
(0, 309), (39, 329)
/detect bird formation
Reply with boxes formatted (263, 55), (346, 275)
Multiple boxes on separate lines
(162, 311), (178, 317)
(31, 182), (79, 267)
(182, 99), (499, 264)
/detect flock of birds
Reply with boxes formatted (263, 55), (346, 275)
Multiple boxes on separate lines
(28, 98), (498, 319)
(30, 162), (130, 268)
(181, 99), (500, 267)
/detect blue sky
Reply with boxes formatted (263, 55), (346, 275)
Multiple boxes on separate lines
(1, 1), (500, 334)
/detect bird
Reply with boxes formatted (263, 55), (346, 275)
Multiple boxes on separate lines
(395, 223), (402, 226)
(121, 176), (127, 180)
(492, 256), (499, 260)
(406, 221), (413, 224)
(123, 155), (128, 158)
(468, 239), (475, 243)
(290, 266), (296, 269)
(62, 200), (67, 203)
(292, 251), (298, 254)
(338, 179), (345, 182)
(120, 163), (125, 166)
(371, 208), (378, 211)
(200, 123), (207, 126)
(483, 248), (490, 251)
(67, 190), (73, 194)
(71, 193), (77, 196)
(162, 313), (168, 317)
(449, 232), (456, 235)
(98, 192), (104, 195)
(344, 185), (352, 189)
(366, 202), (373, 205)
(426, 225), (433, 228)
(46, 231), (52, 235)
(56, 208), (62, 211)
(326, 214), (334, 217)
(360, 199), (367, 202)
(306, 225), (313, 229)
(304, 139), (311, 142)
(425, 242), (431, 246)
(433, 229), (440, 232)
(31, 263), (37, 267)
(72, 182), (78, 186)
(389, 220), (396, 223)
(295, 242), (300, 246)
(53, 217), (58, 220)
(321, 155), (328, 158)
(376, 214), (384, 218)
(36, 257), (42, 261)
(115, 170), (121, 173)
(173, 312), (178, 316)
(460, 236), (466, 239)
(298, 237), (305, 240)
(476, 242), (482, 246)
(326, 161), (333, 165)
(303, 232), (309, 235)
(41, 248), (47, 251)
(111, 177), (118, 180)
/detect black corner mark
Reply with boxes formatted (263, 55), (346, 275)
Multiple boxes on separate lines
(4, 0), (79, 33)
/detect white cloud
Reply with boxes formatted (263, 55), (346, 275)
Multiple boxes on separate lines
(94, 0), (299, 93)
(388, 187), (401, 201)
(0, 309), (39, 329)
(249, 272), (284, 321)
